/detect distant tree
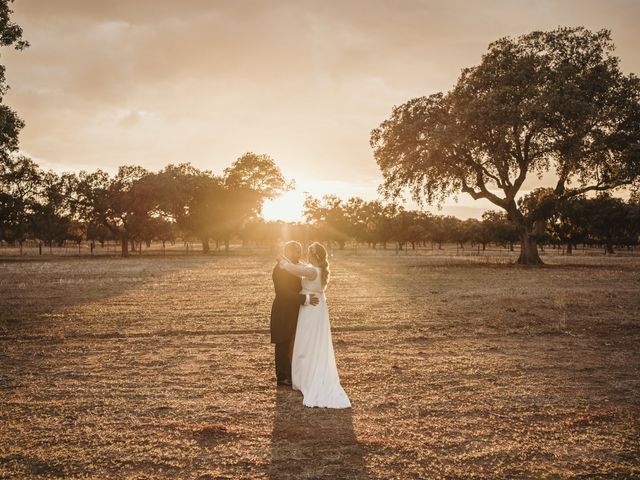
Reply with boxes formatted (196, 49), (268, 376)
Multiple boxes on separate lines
(138, 216), (174, 249)
(391, 210), (433, 250)
(123, 171), (165, 252)
(405, 213), (428, 250)
(444, 216), (464, 248)
(372, 202), (399, 249)
(481, 211), (519, 250)
(343, 199), (397, 249)
(75, 169), (110, 246)
(155, 164), (222, 253)
(30, 171), (77, 252)
(548, 196), (588, 254)
(221, 154), (291, 251)
(224, 152), (292, 204)
(459, 218), (484, 248)
(303, 195), (351, 249)
(153, 156), (289, 253)
(211, 185), (258, 251)
(581, 194), (630, 254)
(76, 166), (155, 257)
(343, 197), (369, 245)
(371, 27), (640, 265)
(86, 222), (115, 248)
(0, 154), (40, 252)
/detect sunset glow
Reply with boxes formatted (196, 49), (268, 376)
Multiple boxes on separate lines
(6, 1), (639, 220)
(262, 190), (307, 222)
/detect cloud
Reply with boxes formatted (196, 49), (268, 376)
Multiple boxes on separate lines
(3, 0), (639, 215)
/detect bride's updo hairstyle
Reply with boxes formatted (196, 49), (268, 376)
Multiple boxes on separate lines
(309, 242), (330, 288)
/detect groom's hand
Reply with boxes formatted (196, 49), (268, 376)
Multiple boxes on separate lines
(309, 294), (319, 306)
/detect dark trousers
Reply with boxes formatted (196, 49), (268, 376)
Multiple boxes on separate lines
(275, 340), (292, 382)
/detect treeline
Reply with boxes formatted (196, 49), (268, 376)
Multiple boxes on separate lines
(0, 152), (290, 256)
(291, 194), (640, 254)
(2, 154), (639, 257)
(241, 193), (640, 255)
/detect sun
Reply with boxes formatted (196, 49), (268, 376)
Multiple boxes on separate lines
(262, 189), (307, 222)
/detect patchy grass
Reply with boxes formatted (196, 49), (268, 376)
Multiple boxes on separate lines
(1, 253), (639, 479)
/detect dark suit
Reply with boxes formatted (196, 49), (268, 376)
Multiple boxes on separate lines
(270, 262), (306, 382)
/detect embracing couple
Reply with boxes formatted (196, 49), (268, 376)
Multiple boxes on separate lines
(269, 240), (351, 409)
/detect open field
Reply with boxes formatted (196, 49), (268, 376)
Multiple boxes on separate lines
(1, 252), (639, 479)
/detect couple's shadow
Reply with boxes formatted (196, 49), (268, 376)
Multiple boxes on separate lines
(269, 387), (369, 479)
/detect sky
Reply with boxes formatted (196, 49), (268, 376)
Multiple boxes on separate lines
(4, 0), (640, 221)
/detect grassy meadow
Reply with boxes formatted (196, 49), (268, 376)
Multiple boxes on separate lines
(1, 249), (639, 479)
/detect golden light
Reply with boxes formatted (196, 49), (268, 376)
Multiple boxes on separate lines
(261, 178), (381, 222)
(262, 189), (307, 222)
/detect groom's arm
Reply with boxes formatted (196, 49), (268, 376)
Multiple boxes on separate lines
(273, 268), (318, 306)
(273, 268), (307, 305)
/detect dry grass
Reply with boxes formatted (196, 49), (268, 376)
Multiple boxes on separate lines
(1, 252), (639, 479)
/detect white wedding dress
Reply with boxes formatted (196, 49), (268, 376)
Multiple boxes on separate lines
(279, 259), (351, 409)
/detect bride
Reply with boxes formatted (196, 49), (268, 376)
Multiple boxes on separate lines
(278, 242), (351, 409)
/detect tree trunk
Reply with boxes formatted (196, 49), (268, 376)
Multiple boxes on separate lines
(605, 237), (614, 254)
(566, 242), (573, 255)
(201, 237), (210, 254)
(516, 230), (543, 265)
(121, 234), (129, 257)
(224, 239), (229, 252)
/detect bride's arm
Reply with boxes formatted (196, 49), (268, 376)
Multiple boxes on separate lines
(279, 258), (318, 280)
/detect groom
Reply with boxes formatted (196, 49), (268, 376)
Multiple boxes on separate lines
(270, 241), (318, 386)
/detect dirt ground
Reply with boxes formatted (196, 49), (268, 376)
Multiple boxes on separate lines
(1, 250), (639, 479)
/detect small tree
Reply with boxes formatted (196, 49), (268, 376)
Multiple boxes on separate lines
(582, 194), (630, 254)
(31, 171), (76, 252)
(0, 154), (40, 252)
(303, 195), (351, 249)
(371, 27), (640, 264)
(548, 196), (588, 254)
(481, 211), (519, 250)
(224, 152), (292, 204)
(76, 166), (155, 257)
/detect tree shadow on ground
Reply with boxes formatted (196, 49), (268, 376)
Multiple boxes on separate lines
(269, 387), (369, 479)
(0, 256), (218, 335)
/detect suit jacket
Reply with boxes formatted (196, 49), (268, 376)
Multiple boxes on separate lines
(270, 262), (306, 344)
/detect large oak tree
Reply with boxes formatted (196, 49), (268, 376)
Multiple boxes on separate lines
(371, 27), (640, 264)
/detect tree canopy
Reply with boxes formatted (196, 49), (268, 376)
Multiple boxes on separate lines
(371, 27), (640, 264)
